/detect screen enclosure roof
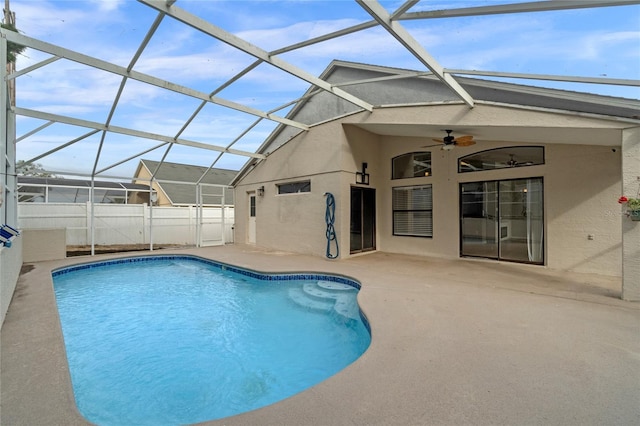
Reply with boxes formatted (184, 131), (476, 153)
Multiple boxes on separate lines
(2, 0), (639, 184)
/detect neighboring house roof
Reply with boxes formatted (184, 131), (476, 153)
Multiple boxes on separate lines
(233, 60), (640, 185)
(134, 159), (236, 205)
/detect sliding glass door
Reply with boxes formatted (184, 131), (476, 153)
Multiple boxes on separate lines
(350, 187), (376, 254)
(460, 178), (543, 264)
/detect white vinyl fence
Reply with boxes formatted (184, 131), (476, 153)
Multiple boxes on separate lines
(18, 203), (234, 247)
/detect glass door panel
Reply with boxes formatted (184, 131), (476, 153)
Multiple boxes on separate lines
(351, 187), (376, 254)
(499, 178), (543, 263)
(460, 181), (498, 258)
(362, 188), (376, 250)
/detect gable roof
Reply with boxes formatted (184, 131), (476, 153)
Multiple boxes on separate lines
(136, 159), (236, 205)
(302, 59), (639, 128)
(139, 159), (237, 185)
(232, 60), (640, 185)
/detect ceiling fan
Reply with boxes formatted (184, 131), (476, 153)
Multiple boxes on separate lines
(423, 129), (475, 151)
(506, 154), (533, 167)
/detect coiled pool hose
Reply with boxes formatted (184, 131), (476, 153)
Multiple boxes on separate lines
(324, 192), (339, 259)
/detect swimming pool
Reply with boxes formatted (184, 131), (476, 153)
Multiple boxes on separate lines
(52, 255), (370, 425)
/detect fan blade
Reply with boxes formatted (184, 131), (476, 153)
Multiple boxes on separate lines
(421, 143), (444, 148)
(455, 139), (476, 147)
(432, 138), (444, 143)
(455, 135), (474, 144)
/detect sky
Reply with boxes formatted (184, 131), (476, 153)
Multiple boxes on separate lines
(7, 0), (640, 179)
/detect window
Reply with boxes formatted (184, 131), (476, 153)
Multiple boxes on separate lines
(392, 185), (433, 237)
(459, 146), (544, 173)
(250, 195), (256, 217)
(392, 152), (431, 179)
(277, 180), (311, 194)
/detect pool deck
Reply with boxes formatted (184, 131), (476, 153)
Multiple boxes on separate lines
(2, 245), (639, 425)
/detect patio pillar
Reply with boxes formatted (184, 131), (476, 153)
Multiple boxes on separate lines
(621, 127), (640, 301)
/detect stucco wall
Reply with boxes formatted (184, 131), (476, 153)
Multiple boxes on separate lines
(376, 134), (463, 259)
(1, 236), (23, 326)
(341, 126), (383, 253)
(235, 121), (354, 256)
(374, 138), (622, 276)
(545, 144), (621, 274)
(235, 103), (629, 277)
(621, 127), (640, 300)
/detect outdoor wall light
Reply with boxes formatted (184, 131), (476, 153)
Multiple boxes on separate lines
(356, 162), (370, 185)
(257, 186), (265, 196)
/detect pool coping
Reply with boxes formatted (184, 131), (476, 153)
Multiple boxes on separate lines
(52, 254), (362, 289)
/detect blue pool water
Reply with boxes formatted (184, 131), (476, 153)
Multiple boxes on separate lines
(52, 256), (371, 426)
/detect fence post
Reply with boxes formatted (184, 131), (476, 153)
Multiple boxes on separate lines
(221, 187), (226, 245)
(142, 203), (148, 245)
(195, 185), (201, 247)
(149, 201), (154, 252)
(85, 201), (91, 247)
(189, 204), (195, 246)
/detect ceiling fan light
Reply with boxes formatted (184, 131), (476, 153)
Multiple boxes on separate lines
(442, 144), (455, 151)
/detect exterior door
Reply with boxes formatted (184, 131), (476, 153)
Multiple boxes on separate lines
(350, 187), (376, 254)
(460, 178), (543, 264)
(247, 193), (256, 244)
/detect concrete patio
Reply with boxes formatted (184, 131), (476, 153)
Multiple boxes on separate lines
(1, 245), (639, 425)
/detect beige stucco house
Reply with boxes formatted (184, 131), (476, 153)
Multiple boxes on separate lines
(232, 61), (640, 300)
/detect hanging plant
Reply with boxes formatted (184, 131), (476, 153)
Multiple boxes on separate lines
(1, 22), (25, 63)
(618, 195), (640, 221)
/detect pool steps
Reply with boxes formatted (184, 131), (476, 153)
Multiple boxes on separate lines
(288, 281), (360, 320)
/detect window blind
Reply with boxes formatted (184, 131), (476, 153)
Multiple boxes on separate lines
(392, 185), (433, 237)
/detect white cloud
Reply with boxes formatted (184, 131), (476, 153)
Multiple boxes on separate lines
(12, 2), (88, 39)
(88, 0), (126, 13)
(235, 18), (365, 51)
(576, 31), (640, 63)
(134, 50), (254, 83)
